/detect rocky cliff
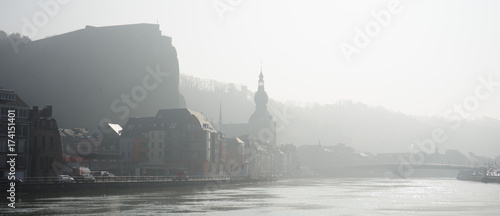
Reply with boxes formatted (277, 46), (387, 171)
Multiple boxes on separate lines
(1, 24), (186, 128)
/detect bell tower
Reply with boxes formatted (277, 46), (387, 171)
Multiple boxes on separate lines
(248, 67), (276, 145)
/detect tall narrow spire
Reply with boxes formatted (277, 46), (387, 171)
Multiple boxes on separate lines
(249, 65), (275, 145)
(218, 101), (222, 129)
(258, 62), (264, 90)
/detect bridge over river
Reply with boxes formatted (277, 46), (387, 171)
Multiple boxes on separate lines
(315, 163), (473, 177)
(330, 163), (470, 170)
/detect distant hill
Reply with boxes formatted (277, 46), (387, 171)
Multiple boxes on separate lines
(179, 75), (500, 157)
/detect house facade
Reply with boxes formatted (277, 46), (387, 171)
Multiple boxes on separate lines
(120, 108), (226, 177)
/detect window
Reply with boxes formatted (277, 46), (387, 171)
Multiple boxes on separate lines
(33, 136), (37, 146)
(128, 152), (131, 159)
(0, 155), (6, 168)
(0, 123), (6, 135)
(17, 156), (25, 168)
(50, 137), (54, 148)
(169, 122), (177, 129)
(140, 142), (147, 148)
(151, 132), (155, 139)
(18, 140), (26, 153)
(159, 152), (162, 159)
(19, 125), (28, 136)
(0, 107), (9, 116)
(40, 157), (44, 169)
(0, 139), (7, 152)
(140, 152), (146, 158)
(18, 109), (28, 118)
(151, 142), (155, 149)
(159, 142), (163, 149)
(42, 136), (46, 148)
(49, 157), (52, 169)
(151, 151), (154, 158)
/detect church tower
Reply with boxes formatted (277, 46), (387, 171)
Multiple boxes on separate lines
(248, 69), (276, 145)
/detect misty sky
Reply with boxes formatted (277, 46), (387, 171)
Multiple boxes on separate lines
(2, 0), (500, 120)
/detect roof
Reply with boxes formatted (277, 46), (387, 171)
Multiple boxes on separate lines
(59, 128), (90, 138)
(122, 108), (217, 137)
(156, 108), (217, 132)
(188, 109), (217, 133)
(0, 89), (29, 108)
(121, 117), (158, 137)
(107, 123), (123, 136)
(34, 23), (165, 43)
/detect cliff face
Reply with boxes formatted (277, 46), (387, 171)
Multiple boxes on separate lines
(1, 24), (185, 128)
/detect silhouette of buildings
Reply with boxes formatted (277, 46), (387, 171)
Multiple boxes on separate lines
(59, 124), (122, 174)
(0, 89), (30, 179)
(0, 89), (63, 179)
(217, 71), (298, 179)
(29, 105), (63, 177)
(248, 71), (276, 146)
(219, 70), (276, 145)
(119, 108), (226, 176)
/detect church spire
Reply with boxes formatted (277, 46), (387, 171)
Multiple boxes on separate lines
(258, 63), (264, 90)
(253, 69), (268, 109)
(248, 64), (275, 145)
(218, 101), (222, 129)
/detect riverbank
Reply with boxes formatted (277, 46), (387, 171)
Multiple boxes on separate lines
(12, 178), (279, 199)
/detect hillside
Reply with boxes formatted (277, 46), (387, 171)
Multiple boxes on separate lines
(180, 75), (500, 157)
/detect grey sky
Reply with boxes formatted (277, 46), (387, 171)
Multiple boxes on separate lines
(2, 0), (500, 120)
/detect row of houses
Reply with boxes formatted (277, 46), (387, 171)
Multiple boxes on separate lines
(57, 107), (299, 178)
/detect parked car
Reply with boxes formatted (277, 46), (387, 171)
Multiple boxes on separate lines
(74, 174), (96, 183)
(172, 170), (189, 181)
(55, 175), (75, 183)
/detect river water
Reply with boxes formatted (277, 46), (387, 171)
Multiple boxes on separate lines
(4, 178), (500, 215)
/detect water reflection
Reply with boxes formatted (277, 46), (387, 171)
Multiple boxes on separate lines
(4, 178), (500, 215)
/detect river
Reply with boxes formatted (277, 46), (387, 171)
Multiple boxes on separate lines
(3, 178), (500, 215)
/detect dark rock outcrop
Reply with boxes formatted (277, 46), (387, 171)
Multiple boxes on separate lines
(1, 24), (185, 128)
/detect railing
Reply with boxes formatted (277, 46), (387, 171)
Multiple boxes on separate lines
(14, 175), (231, 185)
